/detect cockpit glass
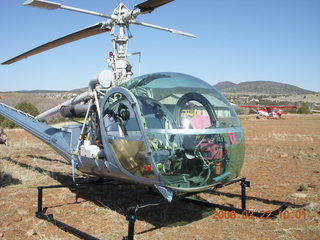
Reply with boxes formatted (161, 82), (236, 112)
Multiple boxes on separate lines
(120, 73), (244, 189)
(121, 72), (240, 129)
(103, 92), (155, 179)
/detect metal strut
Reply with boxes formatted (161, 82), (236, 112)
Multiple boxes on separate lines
(36, 179), (117, 240)
(125, 215), (136, 240)
(124, 200), (169, 240)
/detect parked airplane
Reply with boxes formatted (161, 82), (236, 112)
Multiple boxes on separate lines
(240, 105), (297, 119)
(312, 104), (320, 113)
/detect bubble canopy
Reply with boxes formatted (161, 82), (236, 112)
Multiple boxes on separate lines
(103, 72), (245, 191)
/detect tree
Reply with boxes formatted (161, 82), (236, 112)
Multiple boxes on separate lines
(286, 108), (297, 114)
(1, 101), (39, 128)
(248, 109), (256, 115)
(297, 106), (310, 114)
(0, 115), (4, 127)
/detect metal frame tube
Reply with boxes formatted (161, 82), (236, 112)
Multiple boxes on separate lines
(35, 179), (115, 240)
(75, 99), (93, 153)
(36, 91), (89, 120)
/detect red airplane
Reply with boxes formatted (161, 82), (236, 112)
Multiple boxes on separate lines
(240, 105), (297, 119)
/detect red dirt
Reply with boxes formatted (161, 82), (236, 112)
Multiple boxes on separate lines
(0, 114), (319, 240)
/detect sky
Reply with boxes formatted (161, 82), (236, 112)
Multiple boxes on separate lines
(0, 0), (319, 92)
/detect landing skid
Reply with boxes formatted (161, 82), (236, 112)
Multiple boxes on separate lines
(35, 177), (290, 240)
(36, 179), (115, 240)
(180, 177), (289, 218)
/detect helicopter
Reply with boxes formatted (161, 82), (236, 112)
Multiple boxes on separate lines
(0, 0), (245, 203)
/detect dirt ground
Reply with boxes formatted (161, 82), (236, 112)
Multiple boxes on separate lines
(0, 114), (319, 240)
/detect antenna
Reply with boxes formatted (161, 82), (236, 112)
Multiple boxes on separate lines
(128, 52), (142, 76)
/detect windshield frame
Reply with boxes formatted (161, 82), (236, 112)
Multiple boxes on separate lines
(121, 72), (240, 130)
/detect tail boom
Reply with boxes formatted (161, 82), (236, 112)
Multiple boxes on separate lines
(0, 103), (73, 162)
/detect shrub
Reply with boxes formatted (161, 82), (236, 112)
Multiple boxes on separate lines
(0, 115), (4, 127)
(286, 108), (297, 114)
(249, 109), (256, 115)
(15, 101), (39, 116)
(0, 101), (39, 128)
(297, 106), (310, 114)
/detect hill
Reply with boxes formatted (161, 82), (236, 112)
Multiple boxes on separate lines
(214, 81), (236, 90)
(214, 81), (315, 94)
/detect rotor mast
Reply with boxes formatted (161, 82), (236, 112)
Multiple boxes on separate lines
(108, 3), (135, 85)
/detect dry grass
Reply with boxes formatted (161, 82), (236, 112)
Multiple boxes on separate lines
(0, 115), (320, 240)
(251, 132), (315, 142)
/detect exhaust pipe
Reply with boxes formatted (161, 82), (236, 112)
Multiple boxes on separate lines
(59, 105), (89, 118)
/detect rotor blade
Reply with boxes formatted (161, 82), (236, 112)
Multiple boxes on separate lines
(24, 0), (60, 9)
(2, 22), (110, 65)
(135, 0), (174, 13)
(130, 20), (197, 38)
(24, 0), (111, 19)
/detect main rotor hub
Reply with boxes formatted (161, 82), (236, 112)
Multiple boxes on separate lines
(107, 3), (136, 86)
